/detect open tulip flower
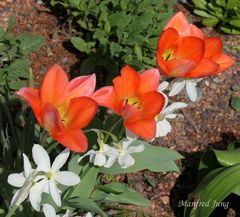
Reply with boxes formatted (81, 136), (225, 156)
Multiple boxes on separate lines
(17, 65), (97, 152)
(157, 12), (235, 78)
(93, 65), (165, 139)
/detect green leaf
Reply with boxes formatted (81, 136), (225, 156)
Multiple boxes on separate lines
(71, 37), (95, 54)
(193, 0), (207, 10)
(98, 182), (127, 194)
(104, 190), (150, 207)
(4, 58), (30, 79)
(94, 182), (151, 207)
(213, 148), (240, 166)
(216, 0), (226, 7)
(202, 17), (219, 26)
(231, 96), (240, 111)
(134, 45), (142, 62)
(226, 0), (238, 9)
(68, 154), (83, 175)
(229, 19), (240, 28)
(70, 166), (99, 198)
(16, 33), (45, 55)
(66, 197), (107, 217)
(184, 164), (240, 217)
(69, 0), (81, 8)
(220, 25), (240, 34)
(100, 141), (182, 174)
(194, 9), (214, 18)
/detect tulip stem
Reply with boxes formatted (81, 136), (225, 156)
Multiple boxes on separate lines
(104, 117), (122, 143)
(6, 205), (18, 217)
(39, 130), (49, 146)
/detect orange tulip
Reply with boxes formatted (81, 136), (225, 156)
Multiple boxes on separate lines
(157, 12), (235, 78)
(17, 65), (97, 152)
(93, 65), (165, 139)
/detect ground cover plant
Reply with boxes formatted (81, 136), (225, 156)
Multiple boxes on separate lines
(49, 0), (176, 77)
(0, 1), (239, 217)
(192, 0), (240, 34)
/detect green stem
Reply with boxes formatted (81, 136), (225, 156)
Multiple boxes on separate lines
(39, 130), (49, 146)
(6, 206), (18, 217)
(104, 117), (122, 143)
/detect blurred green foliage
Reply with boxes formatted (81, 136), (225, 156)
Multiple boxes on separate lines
(0, 16), (45, 92)
(193, 0), (240, 34)
(50, 0), (176, 73)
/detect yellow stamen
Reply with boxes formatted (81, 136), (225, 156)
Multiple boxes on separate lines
(46, 171), (55, 180)
(162, 49), (175, 61)
(126, 97), (140, 107)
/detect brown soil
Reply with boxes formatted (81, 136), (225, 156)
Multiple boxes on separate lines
(1, 1), (240, 217)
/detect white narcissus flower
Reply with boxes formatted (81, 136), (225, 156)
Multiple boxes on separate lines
(78, 137), (118, 168)
(43, 204), (71, 217)
(30, 144), (80, 211)
(169, 78), (202, 102)
(155, 101), (187, 137)
(8, 154), (35, 206)
(155, 81), (187, 137)
(115, 139), (145, 169)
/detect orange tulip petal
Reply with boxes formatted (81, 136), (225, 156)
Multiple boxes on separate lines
(138, 68), (160, 94)
(211, 53), (235, 73)
(166, 59), (196, 77)
(64, 97), (97, 129)
(113, 65), (140, 99)
(40, 64), (69, 107)
(175, 37), (204, 63)
(65, 74), (96, 99)
(189, 24), (204, 39)
(121, 103), (142, 122)
(204, 37), (223, 58)
(141, 92), (165, 119)
(17, 88), (42, 124)
(53, 129), (88, 153)
(157, 28), (179, 55)
(92, 86), (116, 110)
(184, 58), (219, 78)
(164, 12), (190, 35)
(42, 103), (65, 135)
(124, 119), (156, 139)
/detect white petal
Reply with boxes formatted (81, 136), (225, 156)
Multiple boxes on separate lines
(43, 204), (57, 217)
(127, 144), (145, 154)
(165, 113), (177, 119)
(104, 156), (118, 168)
(104, 144), (119, 156)
(63, 209), (71, 217)
(51, 149), (70, 171)
(164, 102), (187, 115)
(85, 212), (93, 217)
(186, 81), (197, 102)
(49, 180), (61, 207)
(32, 144), (51, 172)
(29, 179), (47, 211)
(169, 80), (186, 96)
(8, 173), (25, 187)
(118, 153), (135, 169)
(93, 153), (107, 166)
(156, 119), (172, 137)
(125, 129), (138, 141)
(161, 92), (169, 109)
(121, 138), (131, 151)
(23, 153), (33, 177)
(10, 190), (20, 206)
(55, 171), (80, 186)
(78, 150), (95, 163)
(158, 81), (169, 91)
